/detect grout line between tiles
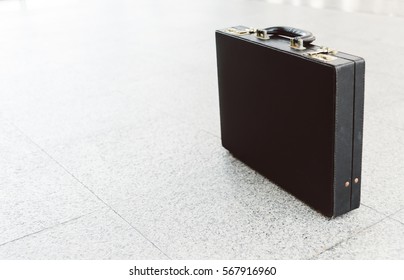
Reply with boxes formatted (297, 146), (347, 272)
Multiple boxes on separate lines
(200, 128), (221, 139)
(386, 207), (404, 226)
(5, 119), (172, 260)
(0, 208), (101, 249)
(3, 114), (402, 259)
(359, 203), (391, 217)
(309, 219), (385, 260)
(310, 206), (404, 259)
(388, 216), (404, 226)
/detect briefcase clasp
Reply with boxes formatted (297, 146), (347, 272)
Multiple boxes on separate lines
(226, 27), (254, 36)
(226, 27), (270, 40)
(305, 47), (338, 61)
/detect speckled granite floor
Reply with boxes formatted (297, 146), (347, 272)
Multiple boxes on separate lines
(0, 0), (403, 259)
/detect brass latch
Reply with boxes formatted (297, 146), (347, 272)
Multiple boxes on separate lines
(226, 27), (255, 36)
(225, 27), (270, 40)
(305, 47), (338, 61)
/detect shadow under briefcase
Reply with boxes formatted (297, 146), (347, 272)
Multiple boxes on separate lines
(215, 26), (365, 217)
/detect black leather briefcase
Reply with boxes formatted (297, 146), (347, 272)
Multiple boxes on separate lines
(216, 26), (365, 217)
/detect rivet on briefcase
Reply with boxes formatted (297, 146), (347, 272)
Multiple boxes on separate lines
(215, 26), (365, 217)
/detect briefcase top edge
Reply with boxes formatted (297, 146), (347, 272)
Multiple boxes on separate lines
(216, 26), (356, 67)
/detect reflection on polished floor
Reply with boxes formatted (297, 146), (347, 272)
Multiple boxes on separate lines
(0, 0), (403, 259)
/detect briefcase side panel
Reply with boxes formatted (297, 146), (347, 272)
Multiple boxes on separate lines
(351, 58), (365, 209)
(333, 62), (355, 217)
(333, 53), (365, 210)
(215, 33), (229, 151)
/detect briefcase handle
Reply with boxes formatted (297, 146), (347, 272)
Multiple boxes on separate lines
(263, 26), (315, 49)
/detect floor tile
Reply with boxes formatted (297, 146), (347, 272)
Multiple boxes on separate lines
(117, 191), (384, 259)
(366, 73), (404, 112)
(316, 218), (404, 259)
(0, 90), (159, 146)
(130, 70), (221, 137)
(42, 117), (385, 259)
(360, 117), (404, 215)
(0, 208), (167, 259)
(42, 112), (224, 206)
(0, 118), (103, 245)
(391, 209), (404, 224)
(371, 100), (404, 130)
